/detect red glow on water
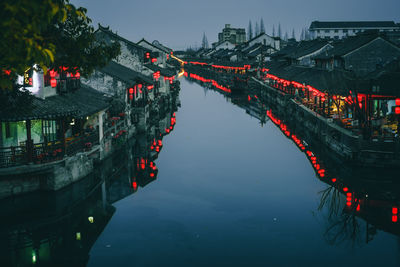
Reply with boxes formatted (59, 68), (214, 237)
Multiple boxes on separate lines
(396, 99), (400, 106)
(189, 61), (208, 66)
(151, 58), (157, 63)
(346, 202), (351, 207)
(356, 204), (360, 211)
(150, 173), (155, 178)
(395, 107), (400, 115)
(331, 178), (337, 182)
(132, 181), (137, 190)
(393, 215), (398, 222)
(129, 88), (134, 94)
(189, 73), (231, 93)
(343, 187), (349, 192)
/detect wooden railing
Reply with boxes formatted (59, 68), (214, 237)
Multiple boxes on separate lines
(65, 132), (99, 156)
(0, 132), (100, 168)
(0, 146), (28, 168)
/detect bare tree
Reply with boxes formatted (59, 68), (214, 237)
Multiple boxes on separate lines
(291, 28), (295, 40)
(201, 32), (209, 49)
(304, 27), (311, 40)
(260, 18), (265, 34)
(248, 20), (253, 40)
(284, 31), (288, 41)
(255, 21), (259, 36)
(278, 23), (282, 39)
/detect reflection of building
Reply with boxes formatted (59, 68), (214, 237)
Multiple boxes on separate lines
(309, 21), (400, 40)
(217, 24), (246, 45)
(0, 85), (180, 266)
(186, 68), (400, 244)
(0, 175), (115, 267)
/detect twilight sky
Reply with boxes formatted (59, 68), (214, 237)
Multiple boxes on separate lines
(71, 0), (400, 50)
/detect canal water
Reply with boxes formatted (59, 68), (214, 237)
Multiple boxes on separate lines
(1, 78), (399, 266)
(85, 79), (399, 266)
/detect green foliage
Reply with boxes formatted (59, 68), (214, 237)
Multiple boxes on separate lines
(0, 0), (120, 89)
(0, 0), (66, 88)
(46, 4), (120, 77)
(0, 87), (34, 116)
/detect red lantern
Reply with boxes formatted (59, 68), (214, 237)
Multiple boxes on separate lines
(50, 78), (57, 87)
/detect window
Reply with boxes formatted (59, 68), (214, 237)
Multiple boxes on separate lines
(334, 36), (339, 40)
(334, 29), (338, 33)
(317, 30), (320, 33)
(343, 29), (348, 33)
(324, 30), (330, 33)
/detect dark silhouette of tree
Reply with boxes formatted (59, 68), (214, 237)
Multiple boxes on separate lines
(201, 32), (209, 49)
(278, 23), (282, 39)
(318, 186), (365, 247)
(304, 27), (311, 40)
(284, 31), (288, 41)
(291, 28), (296, 40)
(260, 18), (265, 34)
(272, 24), (275, 37)
(248, 20), (253, 40)
(255, 21), (259, 36)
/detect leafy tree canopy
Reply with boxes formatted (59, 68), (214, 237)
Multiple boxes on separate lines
(0, 0), (120, 89)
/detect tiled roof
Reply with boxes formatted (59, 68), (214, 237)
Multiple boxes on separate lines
(95, 24), (151, 53)
(310, 21), (398, 29)
(100, 61), (154, 85)
(152, 40), (173, 53)
(247, 32), (271, 43)
(272, 40), (331, 59)
(0, 85), (111, 122)
(247, 45), (275, 57)
(137, 39), (170, 54)
(288, 40), (331, 59)
(268, 65), (356, 95)
(314, 33), (386, 59)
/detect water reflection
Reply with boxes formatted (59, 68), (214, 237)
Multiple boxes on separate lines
(2, 70), (400, 265)
(0, 93), (180, 266)
(186, 67), (400, 246)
